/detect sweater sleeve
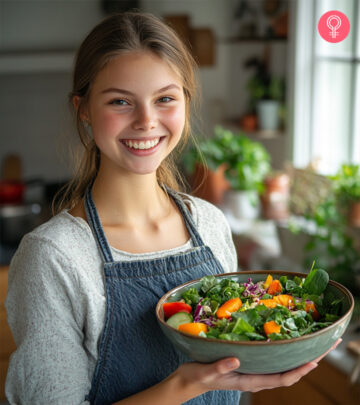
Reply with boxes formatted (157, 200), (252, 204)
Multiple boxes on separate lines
(5, 234), (91, 405)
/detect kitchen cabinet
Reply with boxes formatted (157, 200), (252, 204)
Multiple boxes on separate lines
(0, 266), (15, 401)
(251, 358), (360, 405)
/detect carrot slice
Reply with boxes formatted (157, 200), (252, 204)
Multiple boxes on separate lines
(216, 297), (242, 319)
(267, 279), (282, 295)
(178, 322), (208, 336)
(264, 320), (281, 337)
(305, 301), (320, 320)
(259, 299), (278, 308)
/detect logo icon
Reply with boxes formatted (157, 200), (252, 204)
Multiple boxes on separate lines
(318, 10), (350, 43)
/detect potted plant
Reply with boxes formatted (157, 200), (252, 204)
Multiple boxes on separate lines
(183, 126), (271, 218)
(260, 170), (290, 220)
(182, 130), (230, 206)
(220, 127), (271, 218)
(245, 56), (285, 131)
(331, 164), (360, 227)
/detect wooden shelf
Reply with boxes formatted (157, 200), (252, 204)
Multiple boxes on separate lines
(222, 120), (285, 139)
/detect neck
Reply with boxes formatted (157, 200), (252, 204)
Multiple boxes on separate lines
(91, 168), (171, 227)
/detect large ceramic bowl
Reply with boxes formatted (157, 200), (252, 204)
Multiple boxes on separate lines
(156, 271), (354, 374)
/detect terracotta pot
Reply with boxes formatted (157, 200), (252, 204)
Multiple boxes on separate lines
(260, 173), (290, 220)
(191, 163), (230, 206)
(348, 201), (360, 227)
(240, 113), (258, 132)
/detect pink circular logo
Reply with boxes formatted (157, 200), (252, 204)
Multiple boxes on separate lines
(318, 10), (350, 43)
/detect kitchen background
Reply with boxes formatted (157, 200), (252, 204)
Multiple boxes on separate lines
(0, 0), (360, 404)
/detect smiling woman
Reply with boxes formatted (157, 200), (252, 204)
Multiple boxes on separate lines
(77, 51), (186, 177)
(4, 11), (340, 405)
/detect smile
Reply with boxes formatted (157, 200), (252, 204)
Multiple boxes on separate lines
(122, 137), (161, 150)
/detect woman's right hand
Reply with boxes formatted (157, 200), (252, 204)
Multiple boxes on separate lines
(176, 338), (342, 395)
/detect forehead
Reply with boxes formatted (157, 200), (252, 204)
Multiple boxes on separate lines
(92, 51), (183, 93)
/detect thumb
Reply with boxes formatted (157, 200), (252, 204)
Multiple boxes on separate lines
(215, 357), (240, 374)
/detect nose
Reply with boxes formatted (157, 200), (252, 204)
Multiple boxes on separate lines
(132, 104), (157, 131)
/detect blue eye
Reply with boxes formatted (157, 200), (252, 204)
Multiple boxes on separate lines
(158, 96), (173, 103)
(110, 99), (129, 106)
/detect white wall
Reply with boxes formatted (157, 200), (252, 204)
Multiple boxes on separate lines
(0, 0), (288, 181)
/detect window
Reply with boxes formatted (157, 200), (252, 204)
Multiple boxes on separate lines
(290, 0), (359, 174)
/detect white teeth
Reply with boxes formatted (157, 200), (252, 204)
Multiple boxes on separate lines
(124, 138), (160, 150)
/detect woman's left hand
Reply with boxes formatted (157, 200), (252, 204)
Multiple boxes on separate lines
(178, 338), (342, 394)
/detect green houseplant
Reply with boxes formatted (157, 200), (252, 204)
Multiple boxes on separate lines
(183, 126), (271, 217)
(331, 164), (360, 226)
(288, 164), (360, 318)
(245, 56), (285, 131)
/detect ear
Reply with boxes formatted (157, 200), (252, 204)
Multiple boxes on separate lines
(72, 96), (89, 122)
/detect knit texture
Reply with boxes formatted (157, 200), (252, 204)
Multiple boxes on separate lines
(5, 194), (238, 405)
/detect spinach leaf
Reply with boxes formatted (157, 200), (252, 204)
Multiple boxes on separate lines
(294, 276), (303, 286)
(245, 332), (266, 341)
(325, 313), (340, 322)
(200, 276), (217, 294)
(182, 287), (201, 306)
(303, 267), (329, 295)
(218, 333), (250, 341)
(279, 276), (287, 288)
(232, 308), (263, 330)
(232, 318), (255, 334)
(284, 318), (298, 331)
(269, 332), (291, 341)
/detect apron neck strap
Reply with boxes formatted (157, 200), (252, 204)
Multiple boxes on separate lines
(84, 183), (114, 263)
(84, 182), (205, 264)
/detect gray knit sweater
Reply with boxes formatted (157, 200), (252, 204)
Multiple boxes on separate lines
(5, 194), (238, 405)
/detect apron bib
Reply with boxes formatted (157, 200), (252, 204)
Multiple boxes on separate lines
(84, 185), (241, 405)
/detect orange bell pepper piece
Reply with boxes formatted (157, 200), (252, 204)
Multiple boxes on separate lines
(178, 322), (208, 336)
(263, 274), (273, 289)
(216, 297), (242, 319)
(264, 320), (281, 337)
(273, 294), (295, 309)
(267, 279), (282, 295)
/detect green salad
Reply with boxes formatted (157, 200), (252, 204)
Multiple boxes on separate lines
(163, 265), (343, 341)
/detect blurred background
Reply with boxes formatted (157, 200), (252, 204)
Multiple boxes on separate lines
(0, 0), (360, 404)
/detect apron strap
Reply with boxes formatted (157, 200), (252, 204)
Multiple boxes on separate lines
(84, 182), (206, 264)
(164, 186), (205, 248)
(84, 184), (114, 264)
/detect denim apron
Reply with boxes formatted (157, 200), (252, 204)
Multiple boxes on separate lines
(84, 185), (241, 405)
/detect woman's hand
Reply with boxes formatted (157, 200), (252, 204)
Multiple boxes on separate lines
(177, 338), (342, 395)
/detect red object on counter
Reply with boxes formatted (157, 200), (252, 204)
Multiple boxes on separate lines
(0, 181), (25, 204)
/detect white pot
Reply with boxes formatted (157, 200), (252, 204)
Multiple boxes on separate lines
(224, 190), (260, 220)
(256, 100), (280, 131)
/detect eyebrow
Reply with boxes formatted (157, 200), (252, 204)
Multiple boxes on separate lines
(101, 84), (182, 95)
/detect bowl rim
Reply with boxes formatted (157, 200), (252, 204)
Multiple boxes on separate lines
(156, 270), (354, 345)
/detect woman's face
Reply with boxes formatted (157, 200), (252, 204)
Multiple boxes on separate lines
(83, 51), (186, 176)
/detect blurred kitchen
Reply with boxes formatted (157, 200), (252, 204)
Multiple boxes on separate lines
(0, 0), (360, 404)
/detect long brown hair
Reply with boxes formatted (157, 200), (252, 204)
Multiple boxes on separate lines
(53, 11), (199, 214)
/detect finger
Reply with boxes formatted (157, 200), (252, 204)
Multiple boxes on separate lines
(242, 362), (318, 392)
(214, 357), (241, 375)
(278, 362), (318, 387)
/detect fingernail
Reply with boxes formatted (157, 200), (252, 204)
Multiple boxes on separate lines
(225, 359), (239, 369)
(309, 362), (318, 370)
